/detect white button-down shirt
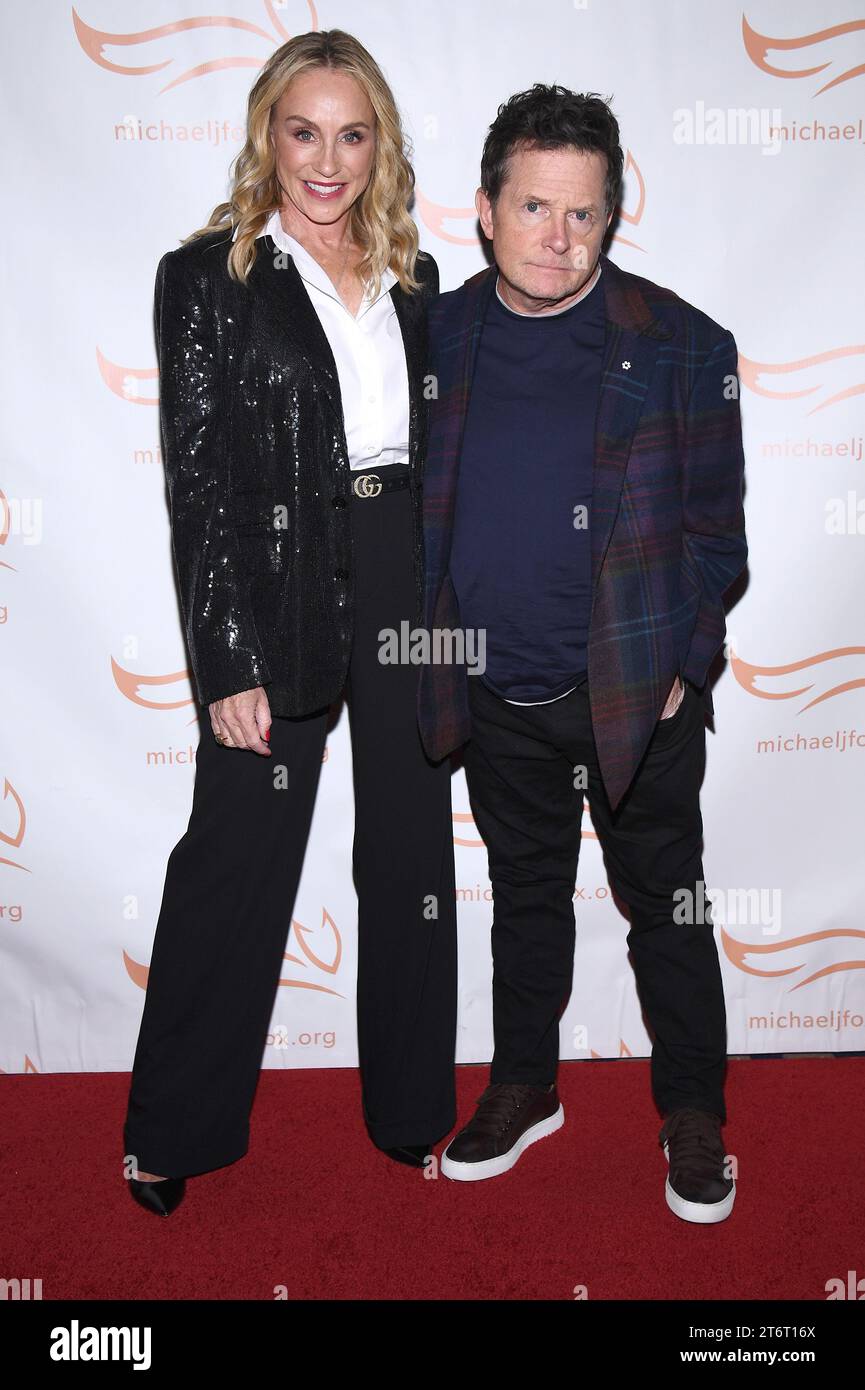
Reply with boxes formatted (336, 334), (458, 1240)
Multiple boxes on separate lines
(243, 208), (410, 471)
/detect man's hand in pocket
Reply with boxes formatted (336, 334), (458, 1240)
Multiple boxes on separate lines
(659, 675), (685, 720)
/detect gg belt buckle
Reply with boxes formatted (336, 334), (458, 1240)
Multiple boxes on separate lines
(352, 472), (382, 498)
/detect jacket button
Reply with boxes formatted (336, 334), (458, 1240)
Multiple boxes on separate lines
(331, 495), (346, 509)
(334, 567), (348, 582)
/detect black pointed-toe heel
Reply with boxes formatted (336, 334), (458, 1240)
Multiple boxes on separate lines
(382, 1143), (434, 1169)
(128, 1176), (186, 1216)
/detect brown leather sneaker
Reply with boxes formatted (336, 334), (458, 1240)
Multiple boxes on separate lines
(440, 1082), (564, 1181)
(659, 1107), (736, 1224)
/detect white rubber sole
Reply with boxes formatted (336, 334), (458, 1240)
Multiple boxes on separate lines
(440, 1104), (565, 1182)
(663, 1140), (736, 1223)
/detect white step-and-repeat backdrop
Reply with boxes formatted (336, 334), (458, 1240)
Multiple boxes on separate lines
(2, 0), (863, 1074)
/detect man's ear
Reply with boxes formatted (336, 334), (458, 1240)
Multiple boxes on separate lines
(476, 186), (494, 241)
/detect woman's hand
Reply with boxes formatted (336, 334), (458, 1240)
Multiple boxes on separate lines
(209, 686), (272, 754)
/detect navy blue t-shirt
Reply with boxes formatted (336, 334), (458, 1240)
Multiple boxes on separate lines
(448, 271), (605, 702)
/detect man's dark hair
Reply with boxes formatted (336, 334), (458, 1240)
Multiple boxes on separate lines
(480, 85), (623, 217)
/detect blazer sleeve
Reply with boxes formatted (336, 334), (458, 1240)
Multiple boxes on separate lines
(155, 249), (273, 706)
(681, 328), (748, 689)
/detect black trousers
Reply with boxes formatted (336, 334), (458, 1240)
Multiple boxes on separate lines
(123, 484), (457, 1178)
(463, 672), (727, 1123)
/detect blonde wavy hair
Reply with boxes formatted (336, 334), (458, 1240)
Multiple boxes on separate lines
(183, 29), (422, 297)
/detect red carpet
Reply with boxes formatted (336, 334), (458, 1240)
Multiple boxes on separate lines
(2, 1058), (862, 1300)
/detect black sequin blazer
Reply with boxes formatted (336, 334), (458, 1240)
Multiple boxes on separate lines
(154, 223), (439, 712)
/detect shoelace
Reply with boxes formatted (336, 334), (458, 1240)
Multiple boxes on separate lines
(464, 1083), (547, 1138)
(662, 1108), (725, 1178)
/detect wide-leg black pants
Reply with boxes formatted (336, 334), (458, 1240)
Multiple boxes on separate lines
(123, 484), (457, 1178)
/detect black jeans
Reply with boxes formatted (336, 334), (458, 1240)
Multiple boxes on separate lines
(123, 484), (457, 1177)
(463, 672), (727, 1123)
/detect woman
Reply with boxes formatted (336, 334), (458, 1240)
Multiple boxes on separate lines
(123, 29), (457, 1215)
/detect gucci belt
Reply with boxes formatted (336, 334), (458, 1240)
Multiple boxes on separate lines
(351, 469), (410, 499)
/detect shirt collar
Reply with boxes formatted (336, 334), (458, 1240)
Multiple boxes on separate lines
(235, 208), (397, 312)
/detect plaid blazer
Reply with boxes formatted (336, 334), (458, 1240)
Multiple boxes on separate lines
(416, 251), (747, 811)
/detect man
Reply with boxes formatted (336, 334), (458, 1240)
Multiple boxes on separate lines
(417, 86), (747, 1223)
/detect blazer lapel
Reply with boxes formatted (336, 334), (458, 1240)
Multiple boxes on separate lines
(389, 279), (427, 480)
(590, 251), (674, 591)
(434, 264), (498, 559)
(252, 235), (345, 424)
